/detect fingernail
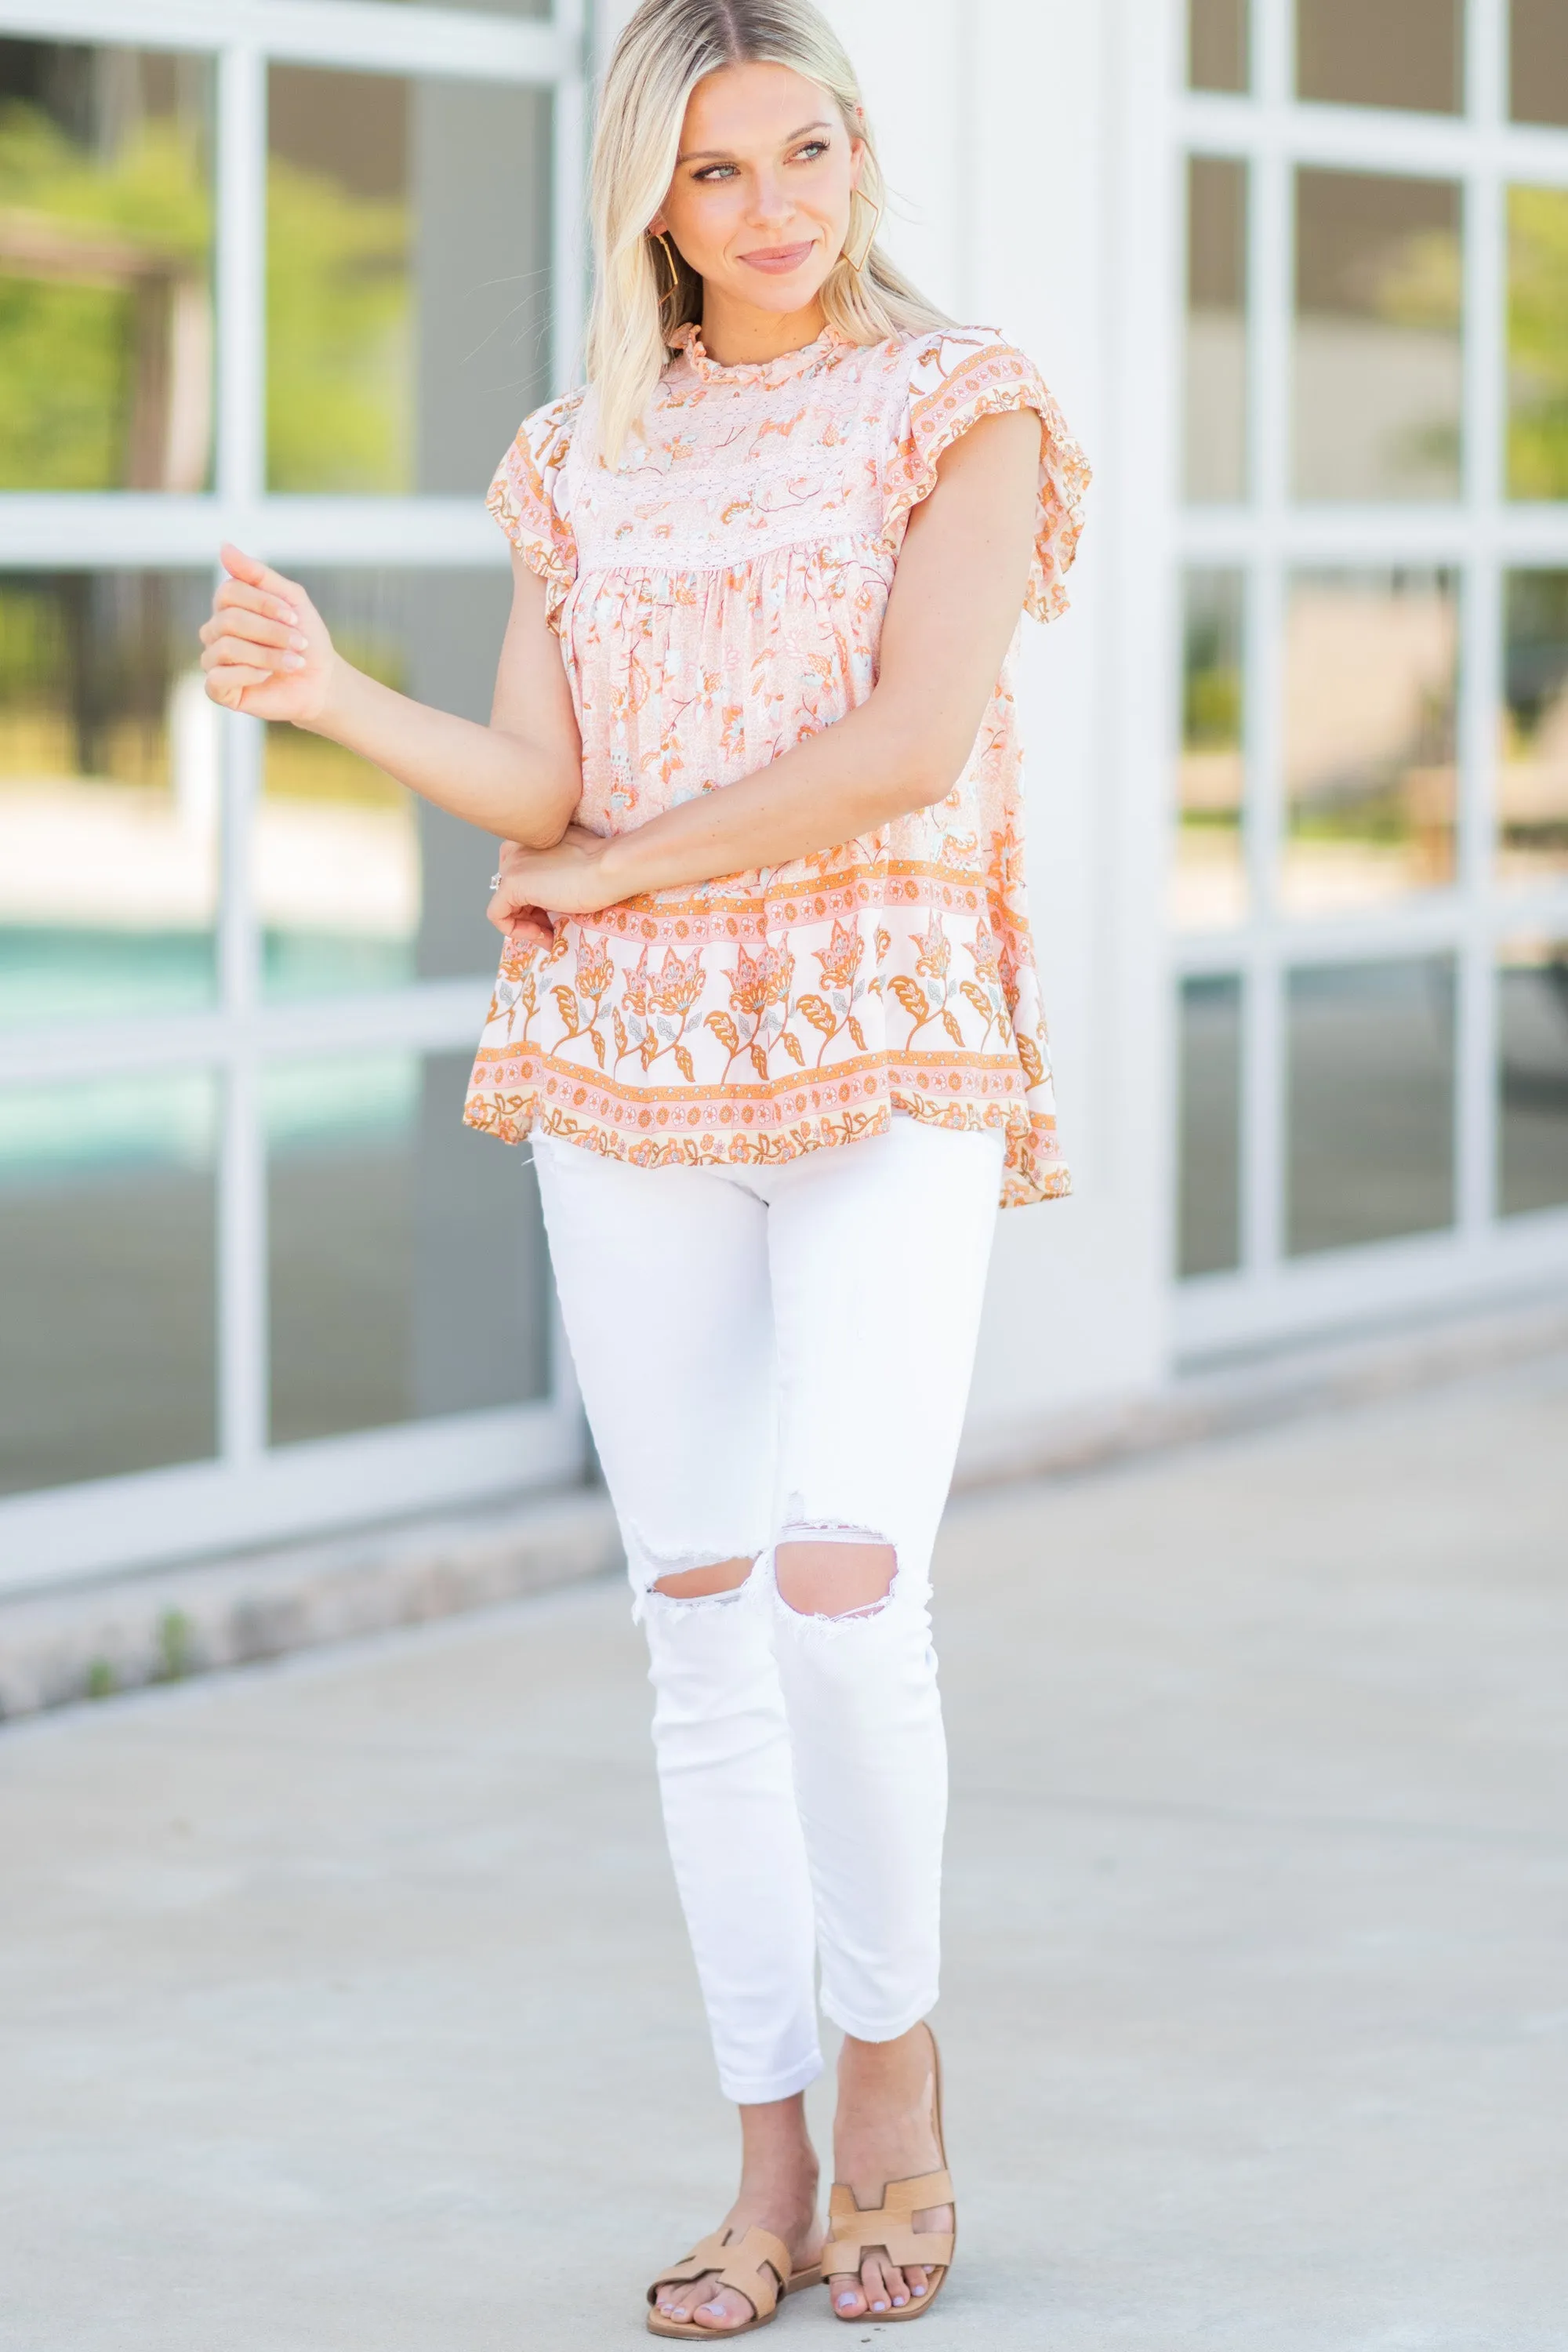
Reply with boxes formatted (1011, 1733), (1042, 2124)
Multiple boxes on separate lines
(278, 604), (298, 624)
(282, 652), (305, 670)
(289, 632), (308, 651)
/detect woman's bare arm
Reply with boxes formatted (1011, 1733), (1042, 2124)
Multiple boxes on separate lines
(199, 543), (582, 850)
(486, 407), (1040, 925)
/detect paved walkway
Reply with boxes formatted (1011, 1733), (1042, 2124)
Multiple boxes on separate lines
(4, 1357), (1566, 2351)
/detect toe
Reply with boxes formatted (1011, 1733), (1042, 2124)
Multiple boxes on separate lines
(862, 2255), (894, 2314)
(883, 2260), (911, 2310)
(906, 2263), (931, 2299)
(829, 2271), (867, 2318)
(694, 2286), (756, 2332)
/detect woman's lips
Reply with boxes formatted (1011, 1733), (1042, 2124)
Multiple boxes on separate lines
(739, 241), (816, 274)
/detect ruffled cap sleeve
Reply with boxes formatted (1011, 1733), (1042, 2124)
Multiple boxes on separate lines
(882, 329), (1090, 624)
(486, 388), (583, 631)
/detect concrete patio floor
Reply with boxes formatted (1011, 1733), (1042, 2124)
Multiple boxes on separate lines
(3, 1354), (1566, 2351)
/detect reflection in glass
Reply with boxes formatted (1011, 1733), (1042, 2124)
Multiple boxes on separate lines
(1294, 169), (1462, 501)
(1498, 937), (1568, 1217)
(266, 1049), (550, 1446)
(1510, 0), (1568, 127)
(262, 569), (512, 1000)
(1283, 569), (1458, 914)
(0, 1073), (217, 1494)
(0, 40), (212, 491)
(0, 571), (217, 1027)
(1287, 957), (1456, 1254)
(1186, 158), (1247, 503)
(1178, 975), (1243, 1277)
(1501, 572), (1568, 886)
(1177, 570), (1247, 927)
(1507, 186), (1568, 501)
(1189, 0), (1249, 92)
(267, 66), (551, 494)
(1297, 0), (1463, 113)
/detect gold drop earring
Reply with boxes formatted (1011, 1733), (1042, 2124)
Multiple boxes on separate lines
(844, 187), (882, 274)
(653, 230), (681, 304)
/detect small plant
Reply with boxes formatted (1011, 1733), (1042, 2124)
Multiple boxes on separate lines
(158, 1610), (194, 1682)
(84, 1659), (116, 1701)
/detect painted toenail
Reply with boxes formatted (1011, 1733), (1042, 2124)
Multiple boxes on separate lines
(836, 2293), (857, 2310)
(871, 2300), (887, 2311)
(894, 2294), (908, 2305)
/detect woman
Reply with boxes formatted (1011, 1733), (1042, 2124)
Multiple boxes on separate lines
(201, 0), (1087, 2331)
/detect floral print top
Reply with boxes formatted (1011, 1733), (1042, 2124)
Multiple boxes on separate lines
(465, 319), (1089, 1206)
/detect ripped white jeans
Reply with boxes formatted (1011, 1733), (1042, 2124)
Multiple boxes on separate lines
(534, 1115), (1004, 2103)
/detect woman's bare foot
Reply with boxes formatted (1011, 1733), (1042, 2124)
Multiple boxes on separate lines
(652, 2092), (822, 2333)
(826, 2024), (951, 2319)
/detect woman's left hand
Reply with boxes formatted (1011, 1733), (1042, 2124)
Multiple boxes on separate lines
(487, 824), (620, 941)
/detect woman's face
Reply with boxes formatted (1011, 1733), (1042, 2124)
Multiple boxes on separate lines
(650, 60), (866, 319)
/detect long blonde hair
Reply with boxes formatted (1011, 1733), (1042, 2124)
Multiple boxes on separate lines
(586, 0), (952, 466)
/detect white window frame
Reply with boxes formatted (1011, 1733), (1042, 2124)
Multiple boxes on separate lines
(0, 0), (591, 1591)
(1172, 0), (1568, 1361)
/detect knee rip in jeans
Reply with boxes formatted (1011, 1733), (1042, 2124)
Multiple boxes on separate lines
(773, 1523), (899, 1624)
(642, 1541), (758, 1609)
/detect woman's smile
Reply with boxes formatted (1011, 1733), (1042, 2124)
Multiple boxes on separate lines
(739, 239), (818, 274)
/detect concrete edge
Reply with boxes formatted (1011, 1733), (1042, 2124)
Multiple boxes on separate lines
(952, 1288), (1568, 1490)
(5, 1284), (1567, 1725)
(0, 1486), (624, 1724)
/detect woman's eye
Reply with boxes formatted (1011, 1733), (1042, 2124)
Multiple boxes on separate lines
(793, 141), (829, 162)
(692, 163), (737, 183)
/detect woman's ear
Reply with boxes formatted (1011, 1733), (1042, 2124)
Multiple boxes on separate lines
(648, 209), (668, 237)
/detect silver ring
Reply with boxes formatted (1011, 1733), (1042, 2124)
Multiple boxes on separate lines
(488, 871), (503, 891)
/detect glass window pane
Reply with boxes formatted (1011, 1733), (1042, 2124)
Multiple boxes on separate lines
(1283, 569), (1459, 915)
(267, 67), (551, 495)
(1186, 157), (1248, 503)
(1189, 0), (1250, 92)
(1498, 936), (1568, 1217)
(1178, 569), (1247, 927)
(1507, 186), (1568, 502)
(1297, 0), (1464, 113)
(266, 1048), (550, 1447)
(0, 571), (217, 1028)
(1287, 957), (1456, 1255)
(1294, 169), (1462, 502)
(1511, 0), (1568, 126)
(1501, 571), (1568, 888)
(0, 40), (213, 491)
(261, 569), (512, 1000)
(1178, 974), (1243, 1277)
(0, 1073), (217, 1494)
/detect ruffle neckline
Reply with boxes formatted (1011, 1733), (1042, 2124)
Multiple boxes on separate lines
(667, 318), (848, 387)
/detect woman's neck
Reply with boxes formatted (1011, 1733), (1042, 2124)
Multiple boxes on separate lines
(697, 291), (828, 368)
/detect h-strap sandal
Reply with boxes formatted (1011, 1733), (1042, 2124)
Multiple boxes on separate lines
(647, 2223), (820, 2339)
(822, 2025), (956, 2323)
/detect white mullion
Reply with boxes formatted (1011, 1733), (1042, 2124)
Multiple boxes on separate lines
(1458, 144), (1505, 1238)
(213, 38), (267, 1471)
(216, 705), (265, 1468)
(550, 0), (590, 397)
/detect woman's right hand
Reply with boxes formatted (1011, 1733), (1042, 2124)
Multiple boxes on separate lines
(199, 543), (336, 724)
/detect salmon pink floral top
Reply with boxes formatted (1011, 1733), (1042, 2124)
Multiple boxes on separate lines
(465, 320), (1089, 1207)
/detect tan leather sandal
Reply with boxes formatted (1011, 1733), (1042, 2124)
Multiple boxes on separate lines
(647, 2223), (820, 2338)
(822, 2025), (955, 2322)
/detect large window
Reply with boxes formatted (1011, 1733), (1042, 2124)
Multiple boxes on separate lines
(1177, 0), (1568, 1351)
(0, 6), (587, 1588)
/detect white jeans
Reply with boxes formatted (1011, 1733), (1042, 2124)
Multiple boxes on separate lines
(535, 1118), (1004, 2103)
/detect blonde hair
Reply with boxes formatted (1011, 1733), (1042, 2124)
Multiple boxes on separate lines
(586, 0), (952, 466)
